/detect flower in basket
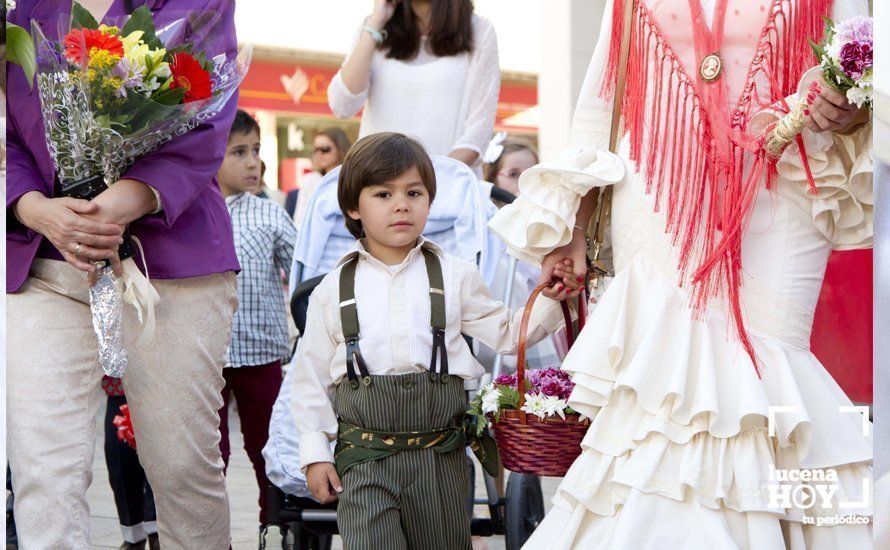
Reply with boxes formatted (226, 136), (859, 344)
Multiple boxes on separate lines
(468, 367), (580, 436)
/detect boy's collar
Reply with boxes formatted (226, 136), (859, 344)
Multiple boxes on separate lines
(225, 192), (248, 205)
(335, 237), (444, 272)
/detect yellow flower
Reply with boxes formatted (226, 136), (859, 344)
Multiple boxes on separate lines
(102, 76), (124, 93)
(120, 30), (145, 52)
(88, 48), (121, 71)
(124, 42), (167, 76)
(98, 24), (120, 36)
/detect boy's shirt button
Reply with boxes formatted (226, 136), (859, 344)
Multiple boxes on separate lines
(402, 378), (414, 389)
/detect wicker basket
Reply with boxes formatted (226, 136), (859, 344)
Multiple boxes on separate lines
(490, 284), (590, 477)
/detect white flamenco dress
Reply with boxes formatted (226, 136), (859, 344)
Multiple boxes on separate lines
(488, 8), (873, 550)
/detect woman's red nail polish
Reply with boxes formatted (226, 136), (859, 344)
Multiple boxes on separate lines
(576, 277), (585, 283)
(804, 109), (810, 116)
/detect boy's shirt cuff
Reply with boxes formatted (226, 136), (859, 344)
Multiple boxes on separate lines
(300, 431), (336, 474)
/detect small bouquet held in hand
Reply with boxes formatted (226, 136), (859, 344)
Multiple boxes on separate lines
(468, 368), (579, 432)
(28, 3), (250, 377)
(765, 15), (872, 158)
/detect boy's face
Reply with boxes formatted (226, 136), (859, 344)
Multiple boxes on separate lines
(348, 166), (431, 253)
(218, 129), (261, 196)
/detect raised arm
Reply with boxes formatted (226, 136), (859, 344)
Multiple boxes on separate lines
(328, 0), (395, 118)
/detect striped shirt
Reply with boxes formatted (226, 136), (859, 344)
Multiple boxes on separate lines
(226, 192), (297, 367)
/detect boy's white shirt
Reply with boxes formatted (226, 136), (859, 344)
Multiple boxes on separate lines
(292, 237), (568, 469)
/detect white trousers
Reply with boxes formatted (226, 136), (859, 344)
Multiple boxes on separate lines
(7, 260), (238, 549)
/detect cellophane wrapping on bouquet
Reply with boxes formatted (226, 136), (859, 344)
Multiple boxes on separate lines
(30, 4), (251, 377)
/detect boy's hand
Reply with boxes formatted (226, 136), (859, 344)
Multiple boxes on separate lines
(306, 462), (343, 504)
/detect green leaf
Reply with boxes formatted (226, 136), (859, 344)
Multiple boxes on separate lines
(71, 3), (100, 30)
(121, 5), (164, 50)
(152, 86), (186, 106)
(7, 23), (37, 87)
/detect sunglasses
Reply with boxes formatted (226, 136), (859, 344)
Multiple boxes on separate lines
(313, 146), (333, 154)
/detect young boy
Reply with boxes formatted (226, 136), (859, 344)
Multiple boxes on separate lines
(218, 110), (297, 528)
(292, 132), (570, 549)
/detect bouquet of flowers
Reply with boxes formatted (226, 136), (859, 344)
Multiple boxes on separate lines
(765, 15), (872, 158)
(468, 368), (579, 435)
(29, 3), (250, 377)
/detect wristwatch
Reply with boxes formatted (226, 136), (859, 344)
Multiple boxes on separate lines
(363, 24), (388, 45)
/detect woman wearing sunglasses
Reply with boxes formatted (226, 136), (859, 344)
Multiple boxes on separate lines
(292, 128), (353, 227)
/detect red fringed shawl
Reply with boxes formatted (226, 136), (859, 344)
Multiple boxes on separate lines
(600, 0), (833, 375)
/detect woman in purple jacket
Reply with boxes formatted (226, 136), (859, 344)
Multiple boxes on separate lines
(6, 1), (239, 548)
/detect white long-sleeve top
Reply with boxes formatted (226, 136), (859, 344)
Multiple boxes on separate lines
(327, 14), (500, 158)
(291, 238), (568, 468)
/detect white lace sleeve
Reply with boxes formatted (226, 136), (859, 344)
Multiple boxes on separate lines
(452, 16), (500, 155)
(327, 26), (369, 119)
(569, 0), (616, 150)
(486, 1), (624, 265)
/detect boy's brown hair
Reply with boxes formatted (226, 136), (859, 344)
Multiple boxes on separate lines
(338, 133), (436, 239)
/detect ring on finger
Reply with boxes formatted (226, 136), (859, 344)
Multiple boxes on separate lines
(75, 243), (83, 256)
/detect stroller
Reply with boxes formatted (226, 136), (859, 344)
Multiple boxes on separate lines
(261, 157), (546, 550)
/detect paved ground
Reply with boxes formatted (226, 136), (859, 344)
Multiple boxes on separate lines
(89, 400), (561, 550)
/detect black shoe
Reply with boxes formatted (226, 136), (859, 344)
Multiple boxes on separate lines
(119, 540), (146, 550)
(148, 533), (160, 550)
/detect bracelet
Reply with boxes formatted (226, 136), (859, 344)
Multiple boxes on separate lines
(147, 185), (163, 215)
(363, 24), (388, 45)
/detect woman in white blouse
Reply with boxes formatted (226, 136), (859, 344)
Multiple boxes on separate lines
(328, 0), (500, 169)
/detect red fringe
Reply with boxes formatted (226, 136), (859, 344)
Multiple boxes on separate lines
(600, 0), (833, 376)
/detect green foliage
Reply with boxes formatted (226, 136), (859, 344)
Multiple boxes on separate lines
(71, 3), (100, 30)
(121, 5), (164, 51)
(7, 23), (37, 86)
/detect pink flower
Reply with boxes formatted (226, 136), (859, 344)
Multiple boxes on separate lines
(839, 40), (872, 80)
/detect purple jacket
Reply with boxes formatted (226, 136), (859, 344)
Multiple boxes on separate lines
(6, 0), (241, 292)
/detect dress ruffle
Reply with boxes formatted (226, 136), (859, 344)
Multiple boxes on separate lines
(487, 146), (624, 266)
(523, 255), (872, 549)
(777, 123), (873, 249)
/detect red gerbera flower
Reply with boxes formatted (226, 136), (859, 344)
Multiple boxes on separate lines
(169, 52), (213, 103)
(64, 28), (124, 65)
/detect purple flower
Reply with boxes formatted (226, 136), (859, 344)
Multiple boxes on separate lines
(835, 15), (872, 44)
(839, 40), (873, 80)
(112, 57), (145, 98)
(494, 373), (518, 388)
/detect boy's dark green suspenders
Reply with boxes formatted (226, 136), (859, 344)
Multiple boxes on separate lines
(338, 248), (450, 389)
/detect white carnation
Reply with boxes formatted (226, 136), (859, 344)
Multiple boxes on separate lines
(846, 86), (870, 109)
(825, 35), (843, 61)
(480, 387), (502, 415)
(520, 393), (569, 420)
(7, 0), (16, 11)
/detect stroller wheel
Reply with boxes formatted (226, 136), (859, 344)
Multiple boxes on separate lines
(504, 473), (545, 550)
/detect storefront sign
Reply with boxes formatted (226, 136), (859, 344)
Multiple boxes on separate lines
(239, 58), (538, 130)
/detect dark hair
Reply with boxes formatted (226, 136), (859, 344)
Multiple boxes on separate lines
(338, 133), (436, 239)
(315, 128), (353, 174)
(229, 109), (260, 139)
(483, 140), (539, 183)
(381, 0), (474, 61)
